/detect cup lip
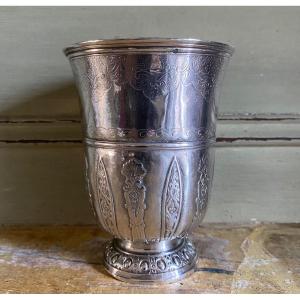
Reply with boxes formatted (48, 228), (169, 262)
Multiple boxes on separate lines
(64, 37), (234, 58)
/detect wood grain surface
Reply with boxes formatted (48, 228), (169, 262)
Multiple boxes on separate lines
(0, 224), (299, 293)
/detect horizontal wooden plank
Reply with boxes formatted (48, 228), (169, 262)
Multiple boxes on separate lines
(0, 120), (82, 142)
(0, 7), (300, 119)
(219, 113), (300, 121)
(217, 118), (300, 146)
(0, 143), (299, 224)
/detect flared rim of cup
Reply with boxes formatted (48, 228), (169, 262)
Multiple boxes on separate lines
(64, 37), (234, 58)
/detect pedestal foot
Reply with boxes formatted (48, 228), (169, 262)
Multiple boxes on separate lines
(104, 238), (198, 284)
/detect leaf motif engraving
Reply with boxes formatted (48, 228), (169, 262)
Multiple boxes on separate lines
(161, 157), (183, 240)
(189, 55), (224, 99)
(84, 156), (98, 220)
(194, 154), (210, 222)
(86, 56), (111, 101)
(121, 158), (147, 241)
(94, 154), (119, 236)
(84, 54), (224, 102)
(82, 54), (221, 142)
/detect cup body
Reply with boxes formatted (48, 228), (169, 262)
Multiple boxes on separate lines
(65, 38), (233, 283)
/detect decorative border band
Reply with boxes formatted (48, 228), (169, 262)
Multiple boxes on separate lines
(86, 126), (216, 142)
(104, 238), (197, 276)
(84, 138), (214, 150)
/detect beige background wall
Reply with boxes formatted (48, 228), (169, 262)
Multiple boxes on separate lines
(0, 7), (299, 224)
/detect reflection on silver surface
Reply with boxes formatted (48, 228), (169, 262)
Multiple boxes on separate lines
(64, 38), (233, 283)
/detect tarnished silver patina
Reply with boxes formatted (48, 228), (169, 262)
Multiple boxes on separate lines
(64, 38), (233, 283)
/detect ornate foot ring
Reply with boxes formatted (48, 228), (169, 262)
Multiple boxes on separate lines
(104, 238), (198, 283)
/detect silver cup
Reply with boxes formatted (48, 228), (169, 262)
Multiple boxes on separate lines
(64, 38), (233, 283)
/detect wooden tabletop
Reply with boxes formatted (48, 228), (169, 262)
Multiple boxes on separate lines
(0, 224), (299, 293)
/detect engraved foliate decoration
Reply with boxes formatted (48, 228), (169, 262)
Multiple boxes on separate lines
(82, 54), (219, 143)
(161, 157), (183, 240)
(85, 55), (127, 100)
(127, 54), (169, 100)
(189, 56), (224, 100)
(104, 239), (197, 275)
(86, 57), (108, 100)
(84, 54), (223, 102)
(84, 156), (98, 219)
(107, 55), (128, 87)
(121, 158), (147, 241)
(82, 57), (108, 131)
(93, 154), (119, 237)
(195, 153), (210, 221)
